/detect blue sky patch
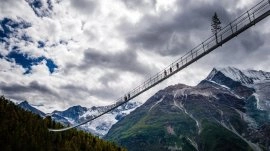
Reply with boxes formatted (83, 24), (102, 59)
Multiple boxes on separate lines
(26, 0), (52, 17)
(31, 0), (43, 8)
(0, 18), (31, 44)
(0, 18), (31, 37)
(38, 41), (45, 48)
(45, 59), (58, 73)
(6, 50), (58, 74)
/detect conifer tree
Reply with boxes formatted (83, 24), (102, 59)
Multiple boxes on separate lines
(211, 12), (222, 43)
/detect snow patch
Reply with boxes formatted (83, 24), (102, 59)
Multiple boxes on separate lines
(253, 93), (264, 111)
(207, 80), (231, 90)
(121, 106), (138, 114)
(173, 88), (190, 98)
(174, 87), (217, 99)
(149, 96), (164, 112)
(80, 113), (118, 136)
(77, 102), (141, 136)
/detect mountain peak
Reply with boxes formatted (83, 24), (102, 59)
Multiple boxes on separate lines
(18, 100), (45, 117)
(68, 105), (86, 110)
(20, 100), (29, 104)
(206, 67), (270, 85)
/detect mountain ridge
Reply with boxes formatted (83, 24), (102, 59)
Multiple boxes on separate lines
(207, 67), (270, 85)
(17, 99), (141, 137)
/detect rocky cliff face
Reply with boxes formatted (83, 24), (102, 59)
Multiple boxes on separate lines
(105, 67), (270, 151)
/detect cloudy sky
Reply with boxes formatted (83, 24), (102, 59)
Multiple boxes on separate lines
(0, 0), (269, 113)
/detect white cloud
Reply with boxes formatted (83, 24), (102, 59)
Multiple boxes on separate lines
(0, 0), (269, 112)
(0, 0), (36, 19)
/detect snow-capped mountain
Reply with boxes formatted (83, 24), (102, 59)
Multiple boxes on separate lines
(52, 105), (87, 121)
(16, 99), (141, 137)
(78, 102), (141, 136)
(50, 101), (141, 137)
(106, 67), (270, 151)
(206, 67), (270, 111)
(207, 67), (270, 85)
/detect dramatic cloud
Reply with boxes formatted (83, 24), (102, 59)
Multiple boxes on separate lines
(70, 0), (98, 14)
(240, 30), (265, 52)
(119, 0), (232, 56)
(0, 81), (57, 96)
(78, 48), (155, 75)
(121, 0), (157, 10)
(0, 0), (269, 112)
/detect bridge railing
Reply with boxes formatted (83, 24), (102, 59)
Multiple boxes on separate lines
(114, 0), (270, 105)
(49, 0), (270, 132)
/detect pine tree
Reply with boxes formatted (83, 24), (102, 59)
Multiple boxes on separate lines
(211, 12), (221, 43)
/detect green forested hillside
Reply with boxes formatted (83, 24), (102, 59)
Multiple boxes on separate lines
(0, 96), (126, 151)
(105, 83), (258, 151)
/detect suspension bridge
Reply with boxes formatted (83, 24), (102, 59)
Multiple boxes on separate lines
(49, 0), (270, 132)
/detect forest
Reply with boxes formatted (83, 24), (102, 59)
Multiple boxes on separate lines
(0, 96), (126, 151)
